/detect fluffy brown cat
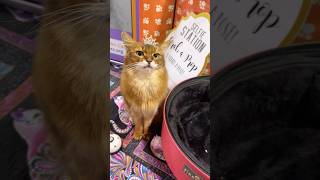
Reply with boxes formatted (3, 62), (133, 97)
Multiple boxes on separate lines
(120, 32), (169, 140)
(32, 0), (108, 179)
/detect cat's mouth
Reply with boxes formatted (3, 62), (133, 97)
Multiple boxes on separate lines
(144, 66), (159, 72)
(144, 64), (153, 69)
(135, 61), (158, 71)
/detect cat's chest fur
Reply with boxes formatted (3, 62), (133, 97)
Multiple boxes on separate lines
(130, 71), (162, 93)
(121, 69), (167, 101)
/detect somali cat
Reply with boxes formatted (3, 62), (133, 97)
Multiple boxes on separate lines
(120, 32), (169, 140)
(32, 0), (108, 179)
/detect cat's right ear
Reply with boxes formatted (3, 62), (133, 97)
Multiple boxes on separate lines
(121, 32), (135, 48)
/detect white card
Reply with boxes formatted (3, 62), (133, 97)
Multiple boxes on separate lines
(212, 0), (311, 71)
(165, 13), (210, 90)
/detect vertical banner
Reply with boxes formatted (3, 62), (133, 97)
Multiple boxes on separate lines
(134, 0), (176, 43)
(174, 0), (210, 27)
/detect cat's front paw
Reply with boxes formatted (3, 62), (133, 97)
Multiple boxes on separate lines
(133, 133), (143, 140)
(142, 133), (152, 141)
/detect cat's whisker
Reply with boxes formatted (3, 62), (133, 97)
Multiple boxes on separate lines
(63, 13), (95, 27)
(66, 2), (108, 18)
(67, 15), (97, 35)
(41, 4), (107, 51)
(123, 67), (135, 71)
(124, 63), (138, 67)
(35, 3), (98, 19)
(81, 4), (108, 12)
(124, 62), (138, 65)
(122, 66), (140, 72)
(122, 69), (134, 72)
(25, 4), (94, 29)
(38, 13), (92, 33)
(123, 64), (137, 68)
(51, 5), (104, 21)
(123, 64), (139, 69)
(25, 10), (85, 35)
(44, 14), (95, 48)
(36, 14), (93, 49)
(25, 5), (103, 35)
(124, 67), (137, 70)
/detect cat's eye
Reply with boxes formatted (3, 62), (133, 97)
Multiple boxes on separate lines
(136, 51), (144, 56)
(153, 53), (160, 58)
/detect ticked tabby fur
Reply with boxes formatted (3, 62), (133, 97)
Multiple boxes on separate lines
(120, 32), (169, 140)
(32, 0), (108, 179)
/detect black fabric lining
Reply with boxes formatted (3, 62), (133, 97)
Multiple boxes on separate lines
(166, 76), (210, 174)
(212, 64), (320, 179)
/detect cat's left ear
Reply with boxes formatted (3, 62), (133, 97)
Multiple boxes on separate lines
(160, 40), (171, 50)
(121, 32), (136, 48)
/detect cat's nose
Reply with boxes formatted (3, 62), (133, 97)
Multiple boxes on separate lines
(146, 59), (152, 64)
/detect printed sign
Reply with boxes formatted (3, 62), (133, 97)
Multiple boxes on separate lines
(165, 13), (210, 89)
(212, 0), (311, 71)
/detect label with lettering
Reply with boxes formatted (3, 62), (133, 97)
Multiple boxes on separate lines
(165, 13), (210, 89)
(212, 0), (311, 71)
(183, 165), (203, 180)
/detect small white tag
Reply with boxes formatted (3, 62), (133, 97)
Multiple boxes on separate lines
(110, 39), (126, 56)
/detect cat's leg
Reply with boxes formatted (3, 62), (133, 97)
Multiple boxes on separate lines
(124, 100), (143, 139)
(142, 108), (158, 140)
(123, 98), (131, 115)
(130, 108), (144, 140)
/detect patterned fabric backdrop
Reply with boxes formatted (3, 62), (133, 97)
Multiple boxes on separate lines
(174, 0), (210, 27)
(138, 0), (176, 43)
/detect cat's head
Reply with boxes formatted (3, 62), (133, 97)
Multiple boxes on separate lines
(121, 32), (170, 72)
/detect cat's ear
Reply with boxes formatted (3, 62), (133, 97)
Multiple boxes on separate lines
(160, 39), (171, 50)
(121, 32), (136, 48)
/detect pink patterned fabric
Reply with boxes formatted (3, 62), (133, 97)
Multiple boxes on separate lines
(11, 97), (165, 179)
(150, 135), (165, 161)
(11, 108), (63, 179)
(110, 151), (161, 180)
(110, 96), (133, 135)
